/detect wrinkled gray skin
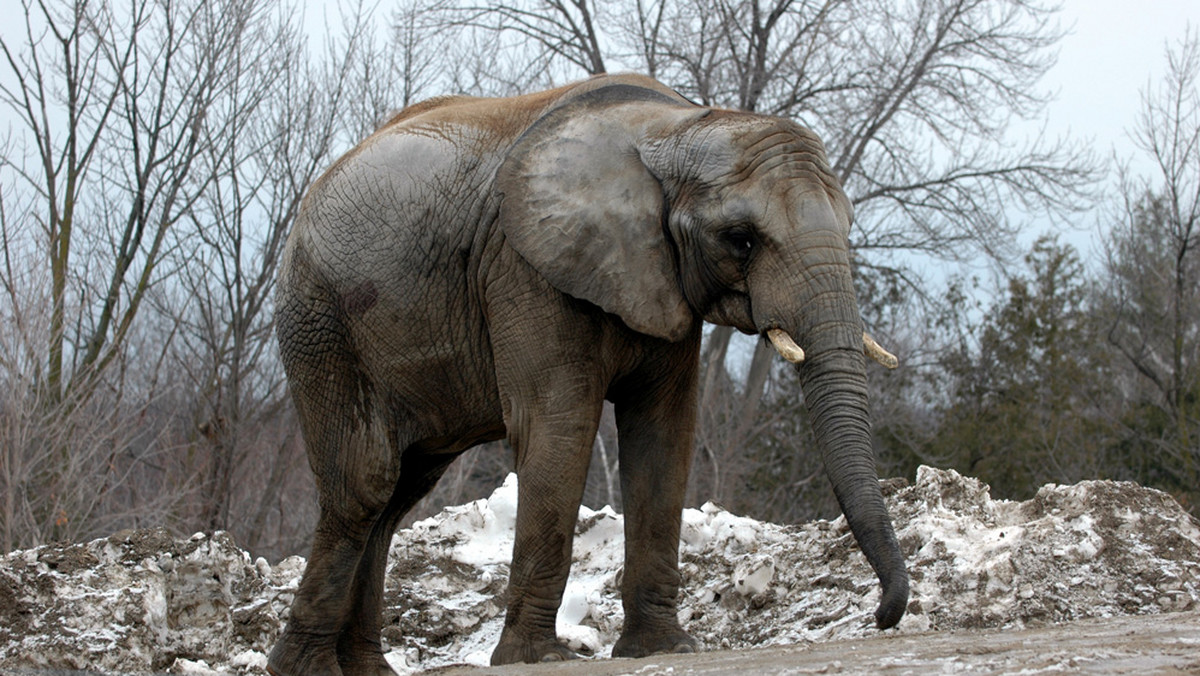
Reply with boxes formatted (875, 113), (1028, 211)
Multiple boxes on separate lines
(268, 74), (908, 676)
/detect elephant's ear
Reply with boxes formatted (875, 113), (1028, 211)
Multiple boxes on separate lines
(495, 93), (693, 342)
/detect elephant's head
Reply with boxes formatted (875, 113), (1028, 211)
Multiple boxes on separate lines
(496, 78), (909, 629)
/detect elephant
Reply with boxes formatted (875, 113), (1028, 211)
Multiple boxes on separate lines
(267, 73), (909, 676)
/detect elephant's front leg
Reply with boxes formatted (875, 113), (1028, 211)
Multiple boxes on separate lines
(490, 374), (605, 665)
(611, 337), (702, 658)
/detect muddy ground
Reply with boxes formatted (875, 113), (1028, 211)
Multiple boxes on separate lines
(3, 611), (1199, 675)
(427, 610), (1200, 675)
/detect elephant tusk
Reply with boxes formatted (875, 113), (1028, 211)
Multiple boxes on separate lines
(767, 328), (806, 364)
(863, 332), (899, 369)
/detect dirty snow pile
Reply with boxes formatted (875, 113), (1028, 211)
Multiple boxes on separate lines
(2, 466), (1199, 674)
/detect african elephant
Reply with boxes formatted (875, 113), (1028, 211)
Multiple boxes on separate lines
(267, 73), (908, 675)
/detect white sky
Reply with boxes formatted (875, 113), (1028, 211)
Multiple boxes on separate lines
(1006, 0), (1199, 258)
(1042, 0), (1199, 159)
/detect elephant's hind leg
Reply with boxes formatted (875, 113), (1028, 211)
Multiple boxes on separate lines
(269, 289), (401, 676)
(268, 506), (375, 676)
(336, 451), (457, 676)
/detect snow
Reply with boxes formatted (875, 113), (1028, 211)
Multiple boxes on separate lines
(1, 466), (1198, 674)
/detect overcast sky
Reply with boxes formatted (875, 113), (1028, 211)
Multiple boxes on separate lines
(994, 0), (1192, 257)
(1041, 0), (1198, 168)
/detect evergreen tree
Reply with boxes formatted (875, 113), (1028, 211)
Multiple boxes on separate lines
(924, 237), (1115, 498)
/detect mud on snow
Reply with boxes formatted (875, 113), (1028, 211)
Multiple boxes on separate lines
(1, 467), (1199, 674)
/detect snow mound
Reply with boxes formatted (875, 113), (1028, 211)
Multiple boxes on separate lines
(2, 467), (1198, 674)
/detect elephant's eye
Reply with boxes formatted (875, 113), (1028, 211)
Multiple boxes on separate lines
(723, 227), (755, 256)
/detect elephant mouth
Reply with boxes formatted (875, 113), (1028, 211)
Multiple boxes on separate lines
(765, 328), (899, 369)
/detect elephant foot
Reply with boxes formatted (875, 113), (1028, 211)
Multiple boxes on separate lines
(490, 632), (579, 665)
(267, 631), (343, 676)
(612, 626), (697, 658)
(269, 629), (399, 676)
(336, 629), (400, 676)
(339, 656), (397, 676)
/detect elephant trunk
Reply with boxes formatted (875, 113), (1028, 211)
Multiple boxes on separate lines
(798, 340), (908, 628)
(761, 238), (909, 629)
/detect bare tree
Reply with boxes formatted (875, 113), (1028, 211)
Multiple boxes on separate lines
(424, 0), (609, 94)
(1100, 27), (1200, 500)
(169, 1), (301, 533)
(472, 0), (607, 75)
(0, 0), (226, 548)
(618, 0), (1097, 283)
(334, 0), (431, 139)
(827, 0), (1095, 263)
(158, 0), (391, 554)
(1, 0), (133, 402)
(0, 0), (363, 553)
(393, 0), (461, 107)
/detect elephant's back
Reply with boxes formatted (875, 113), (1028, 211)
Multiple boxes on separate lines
(375, 90), (561, 140)
(277, 120), (501, 374)
(284, 74), (693, 302)
(276, 134), (503, 436)
(289, 127), (496, 297)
